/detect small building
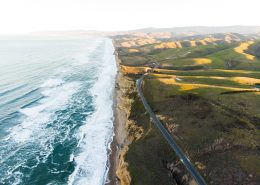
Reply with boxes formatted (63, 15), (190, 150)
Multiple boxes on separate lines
(145, 61), (161, 69)
(145, 68), (154, 73)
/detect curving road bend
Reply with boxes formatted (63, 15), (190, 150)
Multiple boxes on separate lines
(137, 74), (207, 185)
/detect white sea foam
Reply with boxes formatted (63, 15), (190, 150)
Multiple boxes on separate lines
(0, 76), (82, 184)
(0, 38), (116, 185)
(40, 79), (64, 88)
(68, 39), (117, 185)
(8, 81), (80, 143)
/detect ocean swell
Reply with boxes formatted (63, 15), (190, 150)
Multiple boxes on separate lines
(0, 38), (117, 185)
(68, 39), (117, 185)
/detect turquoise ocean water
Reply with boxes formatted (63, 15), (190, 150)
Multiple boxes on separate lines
(0, 38), (116, 185)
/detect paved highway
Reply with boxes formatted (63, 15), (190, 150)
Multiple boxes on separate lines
(137, 74), (207, 185)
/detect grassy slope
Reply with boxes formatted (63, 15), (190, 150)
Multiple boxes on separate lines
(123, 76), (191, 185)
(143, 76), (260, 183)
(147, 42), (260, 70)
(245, 40), (260, 58)
(116, 38), (260, 185)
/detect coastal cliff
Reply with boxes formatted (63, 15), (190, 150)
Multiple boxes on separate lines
(114, 62), (135, 185)
(108, 41), (196, 185)
(108, 48), (133, 185)
(109, 33), (260, 185)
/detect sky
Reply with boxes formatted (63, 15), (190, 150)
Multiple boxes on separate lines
(0, 0), (260, 34)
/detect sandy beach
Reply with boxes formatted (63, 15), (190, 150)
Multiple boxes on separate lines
(106, 45), (129, 185)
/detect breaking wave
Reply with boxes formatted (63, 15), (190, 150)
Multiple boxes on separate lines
(0, 38), (116, 185)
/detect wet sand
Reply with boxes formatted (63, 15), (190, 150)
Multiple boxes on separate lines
(106, 46), (128, 185)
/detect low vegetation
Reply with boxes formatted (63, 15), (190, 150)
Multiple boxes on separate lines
(246, 41), (260, 58)
(114, 33), (260, 185)
(234, 41), (255, 60)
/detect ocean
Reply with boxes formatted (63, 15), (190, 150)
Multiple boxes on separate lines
(0, 37), (117, 185)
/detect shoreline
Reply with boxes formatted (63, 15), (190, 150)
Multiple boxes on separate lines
(106, 41), (128, 185)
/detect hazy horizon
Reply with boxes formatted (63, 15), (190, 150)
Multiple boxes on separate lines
(1, 0), (260, 34)
(1, 25), (260, 37)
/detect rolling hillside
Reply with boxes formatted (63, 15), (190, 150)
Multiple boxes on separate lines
(114, 32), (260, 185)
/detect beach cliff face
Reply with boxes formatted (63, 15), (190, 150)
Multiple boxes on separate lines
(116, 55), (134, 185)
(114, 71), (133, 185)
(108, 48), (134, 185)
(109, 41), (196, 185)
